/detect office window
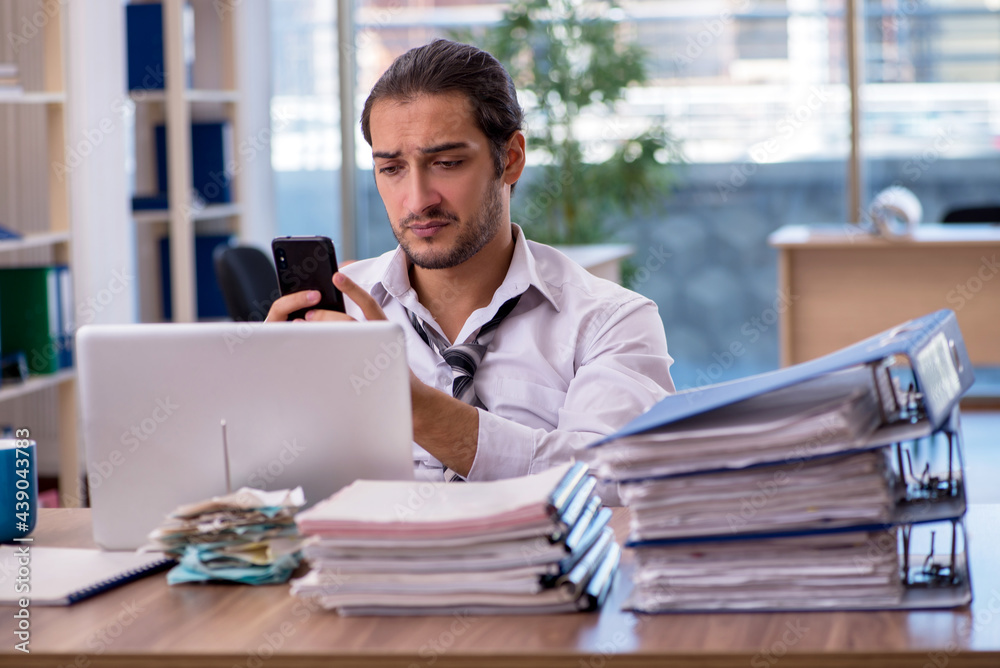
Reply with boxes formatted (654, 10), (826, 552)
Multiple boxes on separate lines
(618, 1), (850, 389)
(861, 0), (1000, 223)
(270, 0), (343, 246)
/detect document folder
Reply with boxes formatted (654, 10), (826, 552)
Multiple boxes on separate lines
(586, 310), (974, 613)
(594, 309), (972, 446)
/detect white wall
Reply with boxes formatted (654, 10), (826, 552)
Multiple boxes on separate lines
(65, 0), (137, 326)
(235, 0), (277, 250)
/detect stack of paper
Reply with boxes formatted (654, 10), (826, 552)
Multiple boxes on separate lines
(291, 463), (619, 615)
(585, 310), (976, 613)
(588, 366), (883, 481)
(584, 366), (909, 612)
(145, 487), (304, 585)
(622, 450), (901, 541)
(629, 530), (904, 611)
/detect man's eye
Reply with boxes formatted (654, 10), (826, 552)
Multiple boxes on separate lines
(437, 160), (462, 168)
(378, 165), (399, 175)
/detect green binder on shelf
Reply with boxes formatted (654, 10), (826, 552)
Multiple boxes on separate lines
(0, 267), (62, 375)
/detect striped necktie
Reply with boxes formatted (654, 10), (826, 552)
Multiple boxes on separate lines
(408, 294), (522, 408)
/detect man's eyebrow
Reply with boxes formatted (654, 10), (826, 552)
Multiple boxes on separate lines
(372, 142), (471, 160)
(421, 141), (470, 154)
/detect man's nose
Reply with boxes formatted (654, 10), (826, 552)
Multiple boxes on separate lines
(405, 171), (442, 215)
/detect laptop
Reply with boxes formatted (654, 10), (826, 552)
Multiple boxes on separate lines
(76, 321), (414, 550)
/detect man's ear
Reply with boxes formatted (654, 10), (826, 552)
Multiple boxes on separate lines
(502, 131), (527, 186)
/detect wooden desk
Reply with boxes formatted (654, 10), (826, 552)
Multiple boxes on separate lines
(4, 506), (999, 668)
(769, 224), (1000, 367)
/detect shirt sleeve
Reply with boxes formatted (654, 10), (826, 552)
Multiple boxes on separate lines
(466, 295), (674, 486)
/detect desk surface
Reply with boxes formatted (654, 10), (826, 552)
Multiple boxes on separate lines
(3, 506), (1000, 668)
(769, 223), (1000, 248)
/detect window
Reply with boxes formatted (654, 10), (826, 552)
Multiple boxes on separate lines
(270, 0), (343, 245)
(861, 0), (1000, 223)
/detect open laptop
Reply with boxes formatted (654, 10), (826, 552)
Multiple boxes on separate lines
(77, 321), (414, 550)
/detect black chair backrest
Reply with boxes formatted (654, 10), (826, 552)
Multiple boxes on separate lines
(942, 206), (1000, 224)
(213, 245), (281, 322)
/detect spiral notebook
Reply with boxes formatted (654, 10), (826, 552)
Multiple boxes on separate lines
(0, 546), (172, 606)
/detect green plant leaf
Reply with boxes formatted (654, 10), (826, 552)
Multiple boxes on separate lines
(450, 0), (682, 245)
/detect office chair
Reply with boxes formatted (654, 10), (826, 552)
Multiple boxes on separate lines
(213, 245), (281, 321)
(941, 206), (1000, 224)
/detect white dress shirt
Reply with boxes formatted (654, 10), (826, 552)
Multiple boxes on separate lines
(339, 224), (675, 485)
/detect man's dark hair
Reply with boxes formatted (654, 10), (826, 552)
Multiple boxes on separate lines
(361, 40), (524, 182)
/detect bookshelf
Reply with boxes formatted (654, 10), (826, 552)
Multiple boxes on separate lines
(127, 0), (273, 323)
(0, 2), (272, 505)
(127, 0), (240, 323)
(0, 0), (79, 505)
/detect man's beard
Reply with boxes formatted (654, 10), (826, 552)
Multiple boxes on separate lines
(393, 179), (504, 270)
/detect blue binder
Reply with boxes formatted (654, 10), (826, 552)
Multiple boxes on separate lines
(595, 309), (973, 447)
(155, 122), (233, 205)
(126, 4), (165, 91)
(159, 235), (232, 320)
(126, 3), (193, 91)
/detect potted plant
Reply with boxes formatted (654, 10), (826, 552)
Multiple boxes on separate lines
(454, 0), (681, 255)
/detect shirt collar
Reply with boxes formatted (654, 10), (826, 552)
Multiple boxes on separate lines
(498, 224), (561, 312)
(370, 223), (561, 314)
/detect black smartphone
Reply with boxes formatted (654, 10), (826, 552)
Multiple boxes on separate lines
(271, 236), (346, 320)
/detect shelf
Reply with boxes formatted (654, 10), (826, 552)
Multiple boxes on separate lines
(553, 243), (635, 284)
(132, 203), (242, 224)
(0, 90), (66, 105)
(129, 89), (240, 103)
(770, 223), (1000, 249)
(0, 369), (75, 405)
(186, 89), (240, 103)
(0, 231), (71, 254)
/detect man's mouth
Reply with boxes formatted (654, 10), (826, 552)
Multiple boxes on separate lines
(407, 220), (450, 238)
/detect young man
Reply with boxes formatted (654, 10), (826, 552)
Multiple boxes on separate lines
(267, 40), (674, 484)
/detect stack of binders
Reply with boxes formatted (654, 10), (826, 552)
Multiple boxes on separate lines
(291, 463), (618, 615)
(585, 309), (974, 613)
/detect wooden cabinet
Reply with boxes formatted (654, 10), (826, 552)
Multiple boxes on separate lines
(770, 224), (1000, 371)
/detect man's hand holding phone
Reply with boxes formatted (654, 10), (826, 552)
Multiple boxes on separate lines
(265, 233), (388, 324)
(269, 236), (346, 321)
(266, 272), (388, 324)
(266, 288), (336, 322)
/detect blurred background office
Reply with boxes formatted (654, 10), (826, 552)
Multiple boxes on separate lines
(1, 0), (998, 505)
(269, 0), (1000, 389)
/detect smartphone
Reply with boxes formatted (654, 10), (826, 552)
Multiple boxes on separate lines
(271, 236), (346, 320)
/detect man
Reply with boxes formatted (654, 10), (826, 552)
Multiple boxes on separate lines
(267, 39), (674, 484)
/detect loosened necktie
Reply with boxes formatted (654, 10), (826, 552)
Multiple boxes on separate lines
(409, 294), (521, 407)
(407, 293), (522, 480)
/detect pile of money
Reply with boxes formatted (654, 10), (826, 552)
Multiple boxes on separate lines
(145, 487), (305, 585)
